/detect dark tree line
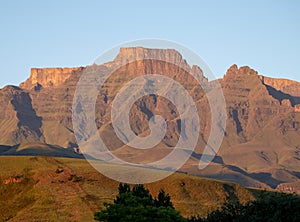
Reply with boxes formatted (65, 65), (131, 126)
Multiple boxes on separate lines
(95, 183), (300, 222)
(189, 191), (300, 222)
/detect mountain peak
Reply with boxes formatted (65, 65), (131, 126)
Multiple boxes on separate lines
(225, 64), (258, 78)
(238, 66), (258, 76)
(114, 47), (186, 65)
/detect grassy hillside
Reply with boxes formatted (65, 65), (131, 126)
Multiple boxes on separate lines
(0, 156), (258, 221)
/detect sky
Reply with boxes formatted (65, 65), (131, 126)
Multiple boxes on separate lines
(0, 0), (299, 88)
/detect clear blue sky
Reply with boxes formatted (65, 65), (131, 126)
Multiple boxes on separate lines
(0, 0), (299, 88)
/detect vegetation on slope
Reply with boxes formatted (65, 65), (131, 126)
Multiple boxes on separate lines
(190, 192), (300, 222)
(95, 183), (300, 222)
(95, 183), (185, 222)
(0, 156), (256, 221)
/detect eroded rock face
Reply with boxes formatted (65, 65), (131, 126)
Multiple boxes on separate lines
(260, 76), (300, 97)
(1, 47), (300, 190)
(2, 50), (299, 150)
(110, 47), (207, 84)
(0, 86), (44, 145)
(221, 64), (294, 143)
(20, 67), (83, 90)
(223, 64), (258, 80)
(114, 47), (187, 66)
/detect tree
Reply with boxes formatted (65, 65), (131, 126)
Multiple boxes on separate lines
(244, 191), (300, 222)
(94, 183), (186, 222)
(155, 189), (173, 208)
(189, 191), (300, 222)
(114, 183), (131, 204)
(204, 200), (248, 222)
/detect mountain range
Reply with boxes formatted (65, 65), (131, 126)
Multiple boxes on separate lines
(0, 47), (299, 193)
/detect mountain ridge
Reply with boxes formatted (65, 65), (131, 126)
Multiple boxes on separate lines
(1, 47), (300, 193)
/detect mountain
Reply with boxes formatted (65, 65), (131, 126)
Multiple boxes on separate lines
(0, 47), (299, 193)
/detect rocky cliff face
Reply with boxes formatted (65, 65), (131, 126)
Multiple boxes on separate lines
(260, 76), (300, 97)
(0, 86), (44, 145)
(114, 47), (186, 66)
(221, 64), (295, 144)
(111, 47), (207, 83)
(20, 67), (83, 90)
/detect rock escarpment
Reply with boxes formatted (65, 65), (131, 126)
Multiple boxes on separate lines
(20, 67), (83, 90)
(111, 47), (208, 83)
(0, 47), (300, 192)
(260, 76), (300, 97)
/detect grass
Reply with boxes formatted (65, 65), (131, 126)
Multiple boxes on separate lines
(0, 170), (36, 221)
(0, 156), (258, 221)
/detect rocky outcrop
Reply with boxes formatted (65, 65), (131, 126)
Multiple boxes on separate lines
(224, 64), (258, 80)
(112, 47), (207, 83)
(276, 183), (300, 195)
(260, 76), (300, 97)
(20, 67), (83, 90)
(2, 175), (23, 185)
(114, 47), (187, 66)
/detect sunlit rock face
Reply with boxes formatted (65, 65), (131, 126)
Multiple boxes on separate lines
(20, 67), (83, 90)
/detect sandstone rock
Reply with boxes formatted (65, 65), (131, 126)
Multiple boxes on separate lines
(282, 99), (292, 106)
(114, 47), (186, 67)
(20, 67), (83, 90)
(260, 76), (300, 97)
(295, 104), (300, 112)
(224, 64), (258, 80)
(3, 175), (23, 185)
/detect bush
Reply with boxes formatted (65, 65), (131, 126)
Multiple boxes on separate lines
(188, 191), (300, 222)
(94, 183), (186, 222)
